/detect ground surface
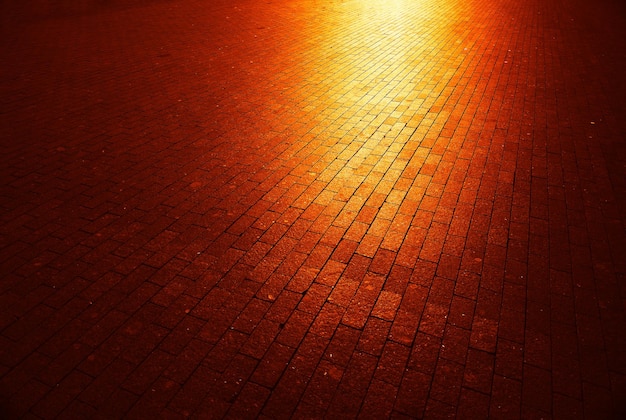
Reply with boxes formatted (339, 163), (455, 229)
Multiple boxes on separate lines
(1, 0), (626, 418)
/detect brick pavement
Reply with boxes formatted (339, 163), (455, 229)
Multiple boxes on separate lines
(1, 0), (625, 418)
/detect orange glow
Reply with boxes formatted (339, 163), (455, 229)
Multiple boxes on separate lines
(2, 0), (625, 417)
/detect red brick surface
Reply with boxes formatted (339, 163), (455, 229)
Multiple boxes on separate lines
(2, 0), (626, 417)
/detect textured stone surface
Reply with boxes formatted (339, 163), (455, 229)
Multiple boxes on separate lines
(1, 0), (625, 417)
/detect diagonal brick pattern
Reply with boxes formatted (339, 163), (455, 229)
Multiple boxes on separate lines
(1, 0), (625, 417)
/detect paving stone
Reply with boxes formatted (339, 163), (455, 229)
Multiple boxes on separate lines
(2, 0), (625, 416)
